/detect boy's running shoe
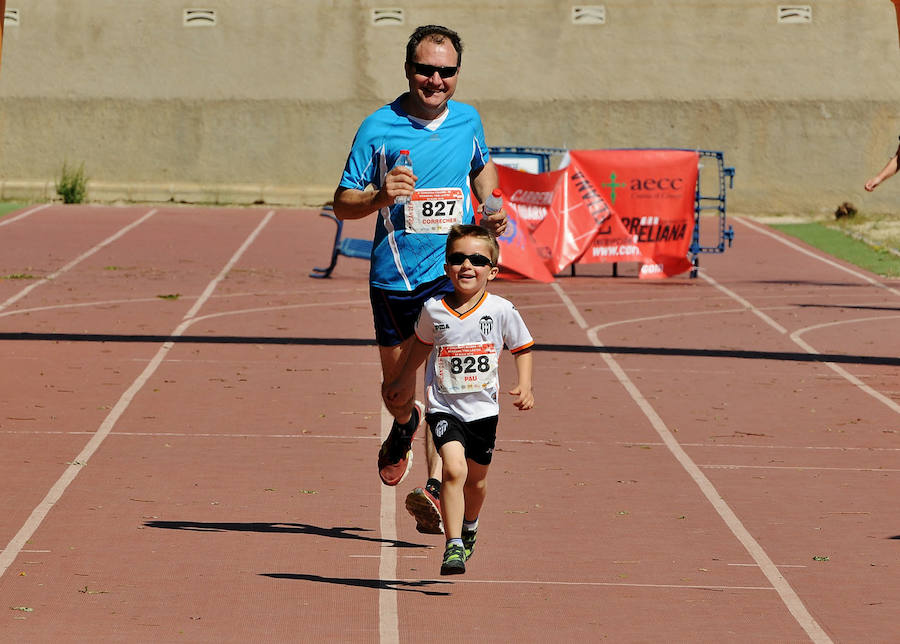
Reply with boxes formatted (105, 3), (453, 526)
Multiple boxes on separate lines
(440, 542), (466, 575)
(461, 527), (477, 561)
(405, 485), (443, 534)
(377, 402), (422, 486)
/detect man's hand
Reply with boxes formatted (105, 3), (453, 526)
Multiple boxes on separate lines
(379, 166), (417, 207)
(479, 206), (508, 237)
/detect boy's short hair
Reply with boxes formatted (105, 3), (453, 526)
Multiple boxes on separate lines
(446, 224), (500, 265)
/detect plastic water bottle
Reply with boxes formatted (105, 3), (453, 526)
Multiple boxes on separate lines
(393, 150), (412, 205)
(482, 188), (503, 223)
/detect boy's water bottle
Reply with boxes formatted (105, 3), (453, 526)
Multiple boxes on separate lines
(394, 150), (412, 205)
(482, 188), (503, 223)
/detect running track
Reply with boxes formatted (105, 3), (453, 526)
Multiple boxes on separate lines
(0, 204), (897, 642)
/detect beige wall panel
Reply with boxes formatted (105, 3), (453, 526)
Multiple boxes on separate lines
(1, 1), (899, 212)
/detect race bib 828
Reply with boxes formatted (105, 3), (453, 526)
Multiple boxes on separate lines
(435, 342), (498, 394)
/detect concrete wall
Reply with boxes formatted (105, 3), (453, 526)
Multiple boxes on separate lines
(1, 0), (900, 213)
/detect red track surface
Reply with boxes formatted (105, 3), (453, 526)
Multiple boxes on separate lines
(0, 204), (897, 642)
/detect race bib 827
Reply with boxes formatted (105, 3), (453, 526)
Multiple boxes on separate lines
(405, 188), (464, 234)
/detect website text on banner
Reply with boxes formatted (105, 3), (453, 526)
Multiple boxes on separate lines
(490, 150), (700, 280)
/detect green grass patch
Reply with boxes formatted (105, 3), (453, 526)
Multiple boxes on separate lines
(0, 203), (26, 218)
(771, 223), (900, 277)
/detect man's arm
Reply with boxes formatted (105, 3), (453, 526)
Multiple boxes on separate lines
(332, 166), (417, 221)
(470, 161), (507, 236)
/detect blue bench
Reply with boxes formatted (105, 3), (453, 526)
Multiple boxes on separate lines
(309, 206), (373, 279)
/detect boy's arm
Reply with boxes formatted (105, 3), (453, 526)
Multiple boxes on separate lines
(508, 349), (534, 410)
(383, 338), (432, 403)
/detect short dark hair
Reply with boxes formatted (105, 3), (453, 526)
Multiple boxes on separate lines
(406, 25), (463, 66)
(446, 224), (499, 265)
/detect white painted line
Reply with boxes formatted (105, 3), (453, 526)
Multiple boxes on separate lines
(422, 578), (775, 591)
(551, 281), (833, 644)
(701, 464), (900, 473)
(0, 210), (276, 581)
(379, 405), (399, 644)
(697, 271), (788, 334)
(620, 441), (900, 453)
(0, 208), (158, 312)
(729, 563), (807, 569)
(0, 203), (52, 227)
(735, 216), (900, 298)
(790, 316), (900, 416)
(699, 269), (900, 421)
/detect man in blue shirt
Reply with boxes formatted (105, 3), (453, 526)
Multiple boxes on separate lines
(333, 25), (507, 535)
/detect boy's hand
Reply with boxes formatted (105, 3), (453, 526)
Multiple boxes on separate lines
(509, 384), (534, 410)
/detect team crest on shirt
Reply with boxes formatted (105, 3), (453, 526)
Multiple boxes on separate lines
(479, 315), (494, 335)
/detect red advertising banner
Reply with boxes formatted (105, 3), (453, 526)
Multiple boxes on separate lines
(893, 0), (900, 48)
(486, 165), (557, 283)
(493, 150), (699, 280)
(570, 149), (698, 279)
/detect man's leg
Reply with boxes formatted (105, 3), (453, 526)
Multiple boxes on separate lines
(379, 339), (415, 423)
(377, 338), (421, 486)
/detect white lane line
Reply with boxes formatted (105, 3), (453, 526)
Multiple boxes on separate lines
(0, 203), (52, 227)
(790, 316), (900, 416)
(620, 442), (900, 453)
(729, 563), (807, 569)
(0, 208), (158, 312)
(701, 464), (900, 473)
(699, 269), (900, 418)
(697, 271), (788, 334)
(734, 216), (900, 298)
(379, 406), (399, 644)
(550, 281), (833, 644)
(426, 578), (774, 591)
(0, 210), (276, 581)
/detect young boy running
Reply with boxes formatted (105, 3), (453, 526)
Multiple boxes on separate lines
(387, 224), (534, 575)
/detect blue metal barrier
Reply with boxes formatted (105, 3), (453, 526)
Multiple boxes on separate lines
(309, 206), (373, 278)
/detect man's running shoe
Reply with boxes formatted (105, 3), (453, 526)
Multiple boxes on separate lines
(405, 485), (443, 534)
(377, 402), (422, 486)
(440, 542), (466, 575)
(462, 527), (477, 561)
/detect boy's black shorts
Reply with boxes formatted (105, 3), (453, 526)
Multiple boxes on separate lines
(426, 412), (499, 466)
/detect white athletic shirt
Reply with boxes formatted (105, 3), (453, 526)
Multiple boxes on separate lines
(415, 291), (534, 422)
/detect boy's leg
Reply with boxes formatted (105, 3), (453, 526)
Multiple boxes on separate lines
(438, 441), (468, 540)
(438, 441), (468, 575)
(462, 460), (489, 522)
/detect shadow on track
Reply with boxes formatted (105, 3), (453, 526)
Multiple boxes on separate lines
(143, 520), (427, 549)
(261, 573), (451, 596)
(3, 332), (899, 366)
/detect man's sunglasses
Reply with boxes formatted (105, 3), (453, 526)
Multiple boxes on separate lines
(447, 252), (493, 267)
(410, 62), (459, 79)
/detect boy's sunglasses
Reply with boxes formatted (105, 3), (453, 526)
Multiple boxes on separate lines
(447, 252), (493, 267)
(410, 62), (459, 79)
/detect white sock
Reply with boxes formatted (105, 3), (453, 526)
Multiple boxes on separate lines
(463, 517), (479, 532)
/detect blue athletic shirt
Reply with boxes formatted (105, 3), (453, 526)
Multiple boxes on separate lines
(338, 94), (490, 291)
